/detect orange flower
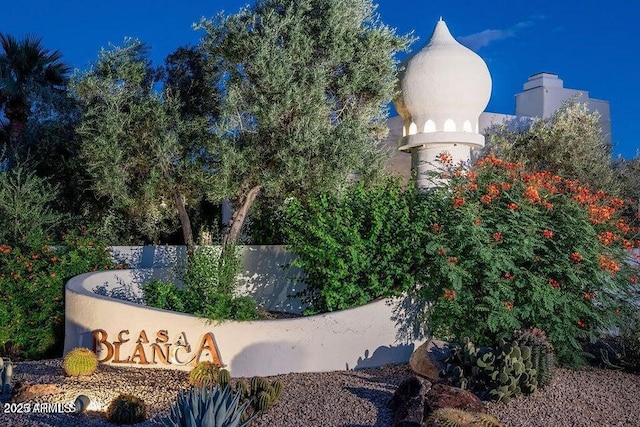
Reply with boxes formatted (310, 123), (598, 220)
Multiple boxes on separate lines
(467, 182), (478, 191)
(598, 254), (620, 275)
(50, 272), (57, 278)
(453, 197), (466, 208)
(583, 292), (595, 299)
(499, 182), (512, 191)
(630, 276), (638, 284)
(524, 185), (540, 203)
(542, 229), (554, 239)
(610, 198), (624, 209)
(541, 201), (553, 210)
(448, 257), (459, 264)
(493, 232), (503, 242)
(439, 152), (452, 164)
(443, 289), (456, 301)
(468, 172), (478, 181)
(577, 319), (586, 328)
(481, 195), (493, 204)
(598, 231), (616, 246)
(50, 256), (59, 262)
(432, 223), (441, 233)
(474, 218), (482, 226)
(570, 252), (583, 262)
(507, 203), (519, 211)
(549, 278), (560, 289)
(503, 301), (513, 311)
(622, 239), (634, 250)
(437, 248), (447, 255)
(31, 253), (40, 259)
(504, 272), (514, 281)
(487, 184), (500, 198)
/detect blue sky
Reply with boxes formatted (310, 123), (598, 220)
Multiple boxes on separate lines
(2, 0), (638, 158)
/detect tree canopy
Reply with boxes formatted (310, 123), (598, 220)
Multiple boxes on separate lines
(484, 101), (620, 196)
(198, 0), (411, 241)
(0, 33), (71, 158)
(71, 39), (229, 251)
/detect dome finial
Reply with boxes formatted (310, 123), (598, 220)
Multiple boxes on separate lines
(439, 16), (443, 21)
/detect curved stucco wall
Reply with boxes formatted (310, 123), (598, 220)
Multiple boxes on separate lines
(64, 248), (425, 376)
(107, 245), (307, 313)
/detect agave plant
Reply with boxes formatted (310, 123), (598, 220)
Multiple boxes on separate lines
(158, 385), (254, 427)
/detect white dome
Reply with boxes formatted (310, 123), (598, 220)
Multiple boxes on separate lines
(394, 19), (492, 135)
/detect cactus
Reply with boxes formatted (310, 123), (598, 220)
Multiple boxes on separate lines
(218, 369), (232, 389)
(229, 376), (284, 417)
(255, 391), (271, 412)
(105, 394), (147, 425)
(236, 380), (250, 399)
(63, 348), (98, 376)
(0, 358), (13, 402)
(440, 338), (537, 404)
(189, 361), (221, 388)
(512, 327), (555, 387)
(269, 379), (284, 402)
(425, 408), (504, 427)
(158, 385), (253, 427)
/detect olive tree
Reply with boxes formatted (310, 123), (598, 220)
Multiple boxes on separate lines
(71, 40), (228, 252)
(198, 0), (410, 242)
(484, 101), (620, 196)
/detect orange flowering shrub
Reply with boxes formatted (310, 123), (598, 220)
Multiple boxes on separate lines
(414, 153), (639, 365)
(0, 228), (115, 359)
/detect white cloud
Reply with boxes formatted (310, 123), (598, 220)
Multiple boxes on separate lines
(457, 18), (540, 51)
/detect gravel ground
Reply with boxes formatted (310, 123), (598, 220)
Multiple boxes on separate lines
(1, 359), (639, 426)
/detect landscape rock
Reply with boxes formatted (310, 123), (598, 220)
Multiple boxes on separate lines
(12, 382), (61, 402)
(424, 383), (486, 416)
(409, 339), (450, 382)
(388, 375), (432, 427)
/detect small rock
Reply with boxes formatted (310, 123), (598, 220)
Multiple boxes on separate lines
(409, 339), (450, 382)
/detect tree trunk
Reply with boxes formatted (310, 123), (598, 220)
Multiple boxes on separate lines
(224, 185), (261, 244)
(174, 188), (194, 255)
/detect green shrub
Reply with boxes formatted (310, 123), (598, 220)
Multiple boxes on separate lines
(0, 167), (65, 245)
(142, 244), (259, 321)
(283, 178), (422, 313)
(0, 228), (114, 359)
(142, 280), (185, 313)
(412, 153), (640, 365)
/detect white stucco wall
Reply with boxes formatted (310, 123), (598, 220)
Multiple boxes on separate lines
(64, 268), (423, 376)
(108, 245), (306, 313)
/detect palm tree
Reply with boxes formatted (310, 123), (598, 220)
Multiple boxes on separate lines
(0, 33), (71, 151)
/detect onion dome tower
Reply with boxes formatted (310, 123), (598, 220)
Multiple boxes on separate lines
(394, 18), (492, 188)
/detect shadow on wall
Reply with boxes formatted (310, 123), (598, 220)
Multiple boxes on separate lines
(236, 246), (307, 314)
(230, 340), (309, 377)
(352, 344), (415, 370)
(105, 246), (307, 315)
(110, 246), (186, 269)
(390, 293), (431, 344)
(92, 268), (182, 303)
